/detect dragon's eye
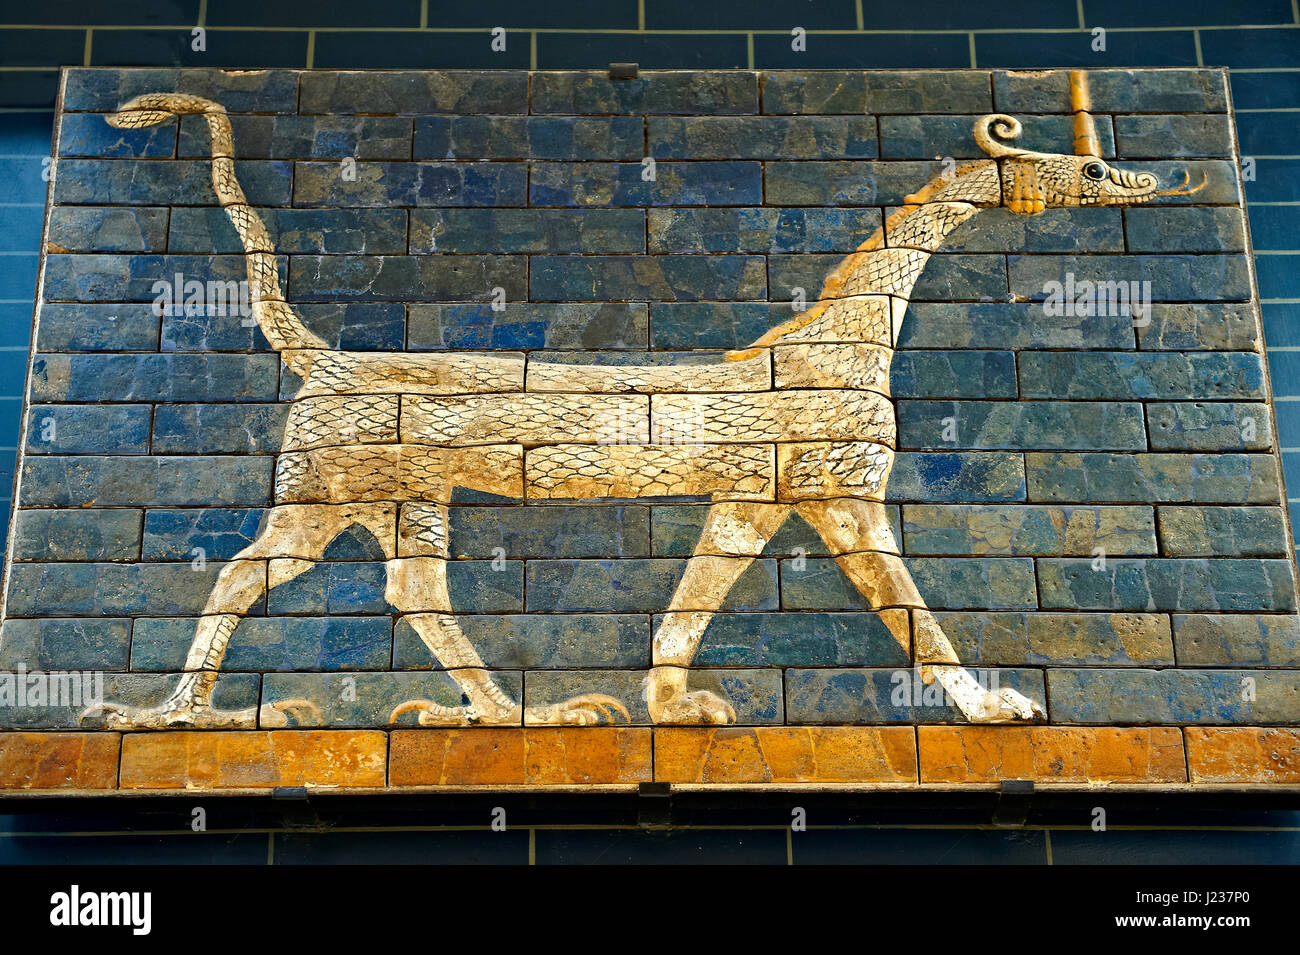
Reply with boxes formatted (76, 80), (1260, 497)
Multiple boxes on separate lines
(1082, 161), (1107, 181)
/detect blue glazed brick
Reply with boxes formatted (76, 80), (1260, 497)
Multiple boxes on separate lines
(977, 31), (1198, 68)
(141, 508), (267, 561)
(1018, 352), (1265, 400)
(1157, 506), (1289, 557)
(394, 614), (650, 669)
(152, 404), (287, 454)
(24, 404), (151, 454)
(768, 253), (1006, 301)
(10, 509), (142, 562)
(934, 611), (1175, 666)
(409, 209), (644, 254)
(293, 161), (527, 207)
(1046, 669), (1300, 723)
(1230, 71), (1300, 109)
(1248, 206), (1299, 252)
(537, 33), (749, 70)
(0, 618), (131, 671)
(1147, 402), (1273, 451)
(53, 158), (290, 205)
(782, 557), (1038, 610)
(525, 558), (778, 613)
(30, 354), (280, 402)
(1200, 27), (1300, 68)
(1236, 111), (1300, 155)
(57, 112), (175, 158)
(648, 208), (881, 254)
(1, 673), (259, 731)
(888, 452), (1027, 502)
(62, 68), (300, 112)
(525, 668), (783, 725)
(1175, 614), (1300, 667)
(881, 113), (1114, 159)
(448, 505), (649, 558)
(1114, 114), (1234, 157)
(19, 456), (273, 507)
(179, 113), (413, 160)
(531, 255), (766, 302)
(262, 671), (523, 727)
(131, 616), (392, 672)
(903, 505), (1157, 556)
(35, 304), (159, 352)
(298, 71), (529, 114)
(4, 562), (261, 616)
(1026, 453), (1281, 505)
(764, 160), (943, 205)
(415, 116), (643, 160)
(533, 71), (757, 114)
(649, 116), (877, 159)
(530, 161), (762, 207)
(46, 207), (170, 253)
(891, 352), (1018, 399)
(688, 612), (909, 667)
(289, 255), (526, 302)
(762, 71), (992, 114)
(1009, 254), (1251, 303)
(1124, 207), (1246, 253)
(785, 667), (1044, 723)
(1256, 254), (1300, 301)
(1245, 160), (1300, 203)
(268, 560), (524, 615)
(942, 208), (1125, 253)
(163, 303), (403, 352)
(897, 401), (1148, 451)
(86, 29), (308, 69)
(42, 252), (282, 301)
(1038, 558), (1297, 612)
(1137, 304), (1259, 352)
(898, 302), (1133, 349)
(650, 303), (780, 348)
(408, 303), (648, 350)
(649, 504), (891, 557)
(169, 208), (409, 255)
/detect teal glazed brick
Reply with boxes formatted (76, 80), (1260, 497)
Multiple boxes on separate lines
(46, 207), (170, 253)
(762, 71), (992, 114)
(409, 209), (645, 254)
(530, 162), (762, 207)
(58, 112), (177, 158)
(0, 618), (131, 671)
(1147, 402), (1273, 452)
(891, 352), (1017, 399)
(415, 116), (643, 160)
(649, 303), (780, 348)
(902, 505), (1157, 556)
(764, 160), (941, 206)
(1174, 614), (1300, 667)
(1009, 254), (1251, 302)
(53, 159), (291, 205)
(532, 71), (758, 114)
(169, 208), (409, 254)
(1038, 559), (1298, 612)
(293, 161), (528, 208)
(263, 671), (523, 728)
(24, 405), (150, 454)
(164, 303), (403, 352)
(179, 114), (413, 160)
(769, 254), (1006, 301)
(784, 667), (1043, 724)
(688, 612), (909, 667)
(10, 509), (142, 562)
(1026, 453), (1282, 505)
(992, 69), (1228, 114)
(4, 562), (259, 617)
(42, 252), (281, 302)
(1157, 506), (1289, 557)
(19, 456), (273, 507)
(648, 208), (882, 254)
(530, 255), (766, 302)
(152, 404), (287, 454)
(30, 355), (280, 402)
(131, 616), (392, 672)
(1018, 353), (1265, 400)
(1114, 114), (1234, 158)
(298, 71), (529, 115)
(782, 557), (1037, 610)
(141, 508), (266, 561)
(1124, 208), (1247, 253)
(524, 669), (783, 725)
(1046, 669), (1300, 724)
(1, 673), (259, 731)
(35, 304), (160, 352)
(898, 302), (1133, 349)
(1136, 304), (1260, 352)
(448, 505), (649, 558)
(62, 68), (301, 112)
(648, 116), (877, 159)
(393, 614), (650, 670)
(289, 255), (526, 302)
(408, 303), (648, 350)
(525, 558), (779, 613)
(933, 612), (1175, 666)
(887, 452), (1026, 502)
(896, 401), (1147, 451)
(940, 207), (1125, 253)
(880, 113), (1115, 159)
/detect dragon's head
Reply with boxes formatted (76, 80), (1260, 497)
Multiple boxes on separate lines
(973, 113), (1202, 215)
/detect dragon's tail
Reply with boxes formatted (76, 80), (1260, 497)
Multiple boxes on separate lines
(109, 94), (326, 351)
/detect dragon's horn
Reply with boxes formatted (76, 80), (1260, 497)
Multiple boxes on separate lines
(1070, 70), (1102, 157)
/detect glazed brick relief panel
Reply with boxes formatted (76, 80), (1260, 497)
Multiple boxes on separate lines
(2, 66), (1298, 790)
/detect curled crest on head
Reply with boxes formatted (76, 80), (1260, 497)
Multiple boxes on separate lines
(974, 114), (1028, 159)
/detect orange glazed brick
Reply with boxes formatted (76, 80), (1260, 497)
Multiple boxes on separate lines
(390, 728), (653, 786)
(0, 732), (120, 790)
(654, 727), (917, 784)
(119, 731), (386, 790)
(918, 726), (1186, 783)
(1186, 727), (1300, 784)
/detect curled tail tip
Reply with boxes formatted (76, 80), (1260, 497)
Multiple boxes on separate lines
(106, 92), (223, 128)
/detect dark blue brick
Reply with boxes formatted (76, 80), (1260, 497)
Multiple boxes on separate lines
(141, 507), (267, 561)
(25, 404), (151, 454)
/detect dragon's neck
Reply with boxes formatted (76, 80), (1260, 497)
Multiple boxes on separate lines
(744, 160), (1002, 352)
